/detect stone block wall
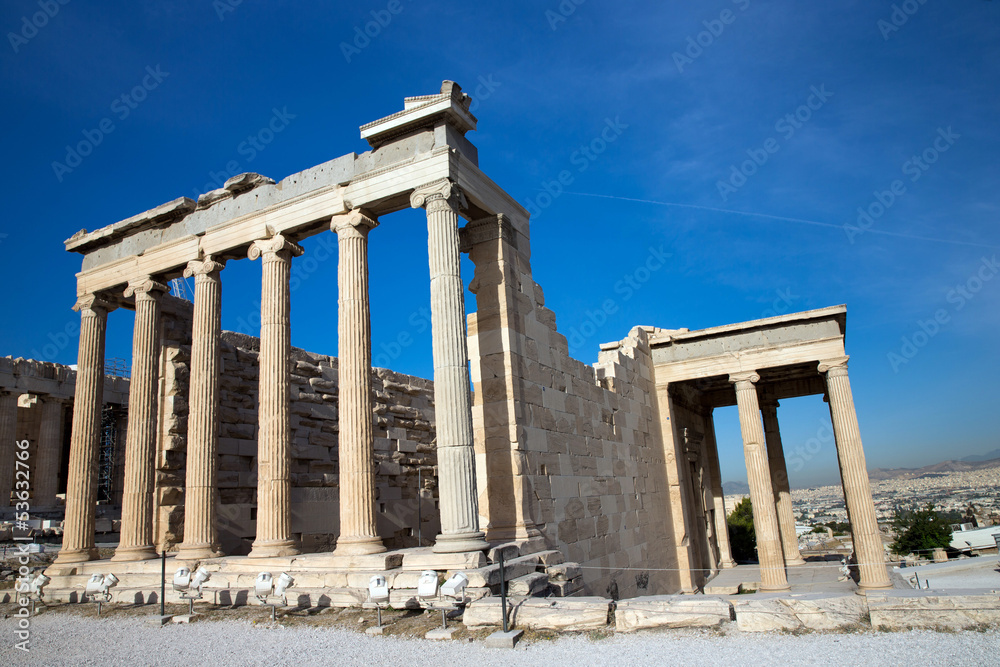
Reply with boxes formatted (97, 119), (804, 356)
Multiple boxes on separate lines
(154, 301), (440, 554)
(466, 219), (679, 600)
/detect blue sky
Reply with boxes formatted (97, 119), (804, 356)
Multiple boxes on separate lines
(1, 0), (997, 487)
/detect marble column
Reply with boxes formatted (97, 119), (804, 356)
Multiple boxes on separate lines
(703, 411), (736, 568)
(0, 391), (18, 507)
(248, 235), (302, 558)
(34, 397), (67, 508)
(54, 295), (112, 564)
(819, 357), (891, 590)
(760, 398), (806, 567)
(331, 210), (385, 556)
(729, 372), (789, 591)
(176, 258), (226, 561)
(114, 278), (167, 561)
(410, 180), (488, 554)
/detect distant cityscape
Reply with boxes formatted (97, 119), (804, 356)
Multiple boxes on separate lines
(725, 454), (1000, 529)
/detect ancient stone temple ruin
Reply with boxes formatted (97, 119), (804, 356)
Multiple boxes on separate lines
(34, 81), (891, 603)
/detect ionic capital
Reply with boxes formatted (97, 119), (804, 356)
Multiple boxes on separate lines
(183, 256), (227, 279)
(72, 294), (115, 315)
(410, 179), (467, 213)
(818, 356), (850, 377)
(248, 234), (304, 262)
(123, 277), (169, 299)
(728, 371), (761, 388)
(331, 208), (379, 238)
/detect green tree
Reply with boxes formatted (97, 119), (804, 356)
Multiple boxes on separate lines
(727, 497), (757, 563)
(890, 503), (953, 556)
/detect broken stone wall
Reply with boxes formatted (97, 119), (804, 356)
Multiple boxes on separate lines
(155, 305), (440, 554)
(466, 221), (676, 600)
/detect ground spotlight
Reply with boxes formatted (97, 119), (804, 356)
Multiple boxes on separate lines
(255, 572), (294, 621)
(19, 572), (51, 615)
(173, 566), (212, 615)
(83, 573), (119, 616)
(368, 574), (390, 630)
(417, 570), (439, 602)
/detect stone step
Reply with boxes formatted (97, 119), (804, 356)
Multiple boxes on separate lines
(508, 572), (549, 597)
(461, 554), (542, 588)
(464, 596), (611, 631)
(548, 579), (584, 597)
(545, 562), (581, 581)
(615, 596), (733, 632)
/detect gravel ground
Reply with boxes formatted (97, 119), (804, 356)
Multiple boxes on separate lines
(1, 612), (998, 666)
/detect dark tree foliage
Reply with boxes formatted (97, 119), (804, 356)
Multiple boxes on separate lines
(890, 503), (953, 556)
(727, 497), (757, 563)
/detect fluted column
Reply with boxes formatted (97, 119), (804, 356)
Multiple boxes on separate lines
(113, 278), (167, 561)
(729, 372), (789, 591)
(332, 210), (385, 556)
(0, 392), (18, 507)
(760, 398), (806, 567)
(703, 410), (736, 568)
(819, 357), (891, 590)
(54, 295), (113, 564)
(248, 235), (302, 558)
(176, 258), (226, 561)
(32, 397), (65, 508)
(411, 180), (488, 554)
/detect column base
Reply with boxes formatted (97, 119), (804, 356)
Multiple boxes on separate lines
(333, 536), (386, 557)
(432, 530), (489, 554)
(175, 542), (223, 561)
(53, 547), (100, 564)
(720, 559), (737, 569)
(111, 545), (158, 562)
(759, 582), (792, 592)
(858, 580), (893, 591)
(785, 556), (807, 567)
(248, 539), (299, 559)
(484, 523), (544, 543)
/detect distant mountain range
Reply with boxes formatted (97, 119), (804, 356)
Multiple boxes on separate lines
(868, 455), (1000, 481)
(722, 452), (1000, 490)
(961, 449), (1000, 463)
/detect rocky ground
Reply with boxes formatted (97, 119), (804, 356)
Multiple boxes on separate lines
(0, 602), (997, 666)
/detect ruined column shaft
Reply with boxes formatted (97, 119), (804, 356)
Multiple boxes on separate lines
(730, 372), (789, 591)
(332, 211), (385, 556)
(33, 398), (66, 507)
(761, 400), (806, 567)
(820, 358), (891, 589)
(54, 296), (111, 564)
(704, 412), (736, 568)
(411, 181), (487, 554)
(0, 393), (18, 506)
(176, 259), (225, 560)
(114, 280), (166, 561)
(248, 236), (301, 558)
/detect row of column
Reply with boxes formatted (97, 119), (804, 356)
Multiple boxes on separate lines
(724, 361), (890, 591)
(55, 178), (488, 564)
(0, 391), (67, 509)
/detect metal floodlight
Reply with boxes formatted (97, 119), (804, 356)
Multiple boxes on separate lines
(255, 572), (274, 601)
(29, 574), (51, 596)
(274, 572), (294, 599)
(190, 567), (211, 592)
(103, 573), (120, 592)
(368, 574), (390, 604)
(85, 573), (105, 597)
(440, 572), (468, 602)
(173, 567), (192, 592)
(417, 570), (439, 601)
